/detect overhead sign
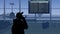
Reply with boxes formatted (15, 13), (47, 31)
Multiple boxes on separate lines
(28, 0), (49, 14)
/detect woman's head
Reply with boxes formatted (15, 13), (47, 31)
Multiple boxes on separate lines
(16, 12), (23, 19)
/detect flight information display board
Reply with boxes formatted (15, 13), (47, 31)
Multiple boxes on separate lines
(30, 0), (48, 1)
(28, 0), (49, 14)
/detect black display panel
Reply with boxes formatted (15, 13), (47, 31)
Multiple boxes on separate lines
(28, 1), (49, 14)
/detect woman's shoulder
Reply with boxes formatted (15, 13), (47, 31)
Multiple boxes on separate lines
(13, 19), (17, 21)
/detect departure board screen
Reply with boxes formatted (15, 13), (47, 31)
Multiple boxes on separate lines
(28, 0), (49, 14)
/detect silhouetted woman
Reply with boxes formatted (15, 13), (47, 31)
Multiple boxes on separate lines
(12, 12), (28, 34)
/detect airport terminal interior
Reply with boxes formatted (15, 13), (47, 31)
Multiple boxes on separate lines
(0, 0), (60, 34)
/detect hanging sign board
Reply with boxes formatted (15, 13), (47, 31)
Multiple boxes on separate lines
(28, 0), (49, 14)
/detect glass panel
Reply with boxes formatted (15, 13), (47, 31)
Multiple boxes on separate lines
(0, 9), (4, 15)
(21, 9), (28, 15)
(0, 0), (60, 34)
(31, 0), (48, 1)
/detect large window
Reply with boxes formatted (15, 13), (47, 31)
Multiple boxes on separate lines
(0, 0), (60, 15)
(0, 0), (60, 34)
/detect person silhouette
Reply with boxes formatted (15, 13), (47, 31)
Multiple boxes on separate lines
(12, 12), (28, 34)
